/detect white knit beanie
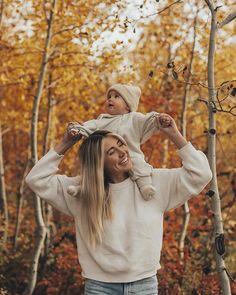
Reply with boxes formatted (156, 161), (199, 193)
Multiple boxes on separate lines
(106, 83), (141, 112)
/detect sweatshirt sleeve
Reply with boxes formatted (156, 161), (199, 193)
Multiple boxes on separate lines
(154, 142), (212, 212)
(83, 119), (98, 132)
(25, 150), (80, 216)
(70, 120), (98, 137)
(133, 112), (159, 144)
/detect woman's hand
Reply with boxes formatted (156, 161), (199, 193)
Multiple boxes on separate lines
(156, 113), (177, 135)
(156, 114), (188, 149)
(67, 121), (84, 138)
(54, 122), (83, 155)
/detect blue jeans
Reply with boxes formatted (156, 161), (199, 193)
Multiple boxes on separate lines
(84, 275), (158, 295)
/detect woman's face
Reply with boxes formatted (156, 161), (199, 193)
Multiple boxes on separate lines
(103, 135), (132, 183)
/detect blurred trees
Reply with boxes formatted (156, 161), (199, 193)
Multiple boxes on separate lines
(0, 0), (235, 294)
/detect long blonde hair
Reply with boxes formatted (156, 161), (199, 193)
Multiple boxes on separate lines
(78, 130), (113, 248)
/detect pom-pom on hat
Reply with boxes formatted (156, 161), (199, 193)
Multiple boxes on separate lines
(106, 83), (141, 112)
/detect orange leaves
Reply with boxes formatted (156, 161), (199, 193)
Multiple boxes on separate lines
(33, 225), (84, 294)
(1, 0), (235, 293)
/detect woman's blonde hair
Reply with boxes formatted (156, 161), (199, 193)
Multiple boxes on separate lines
(79, 130), (121, 248)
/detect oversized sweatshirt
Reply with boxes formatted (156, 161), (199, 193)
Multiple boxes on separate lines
(74, 111), (159, 177)
(25, 142), (212, 283)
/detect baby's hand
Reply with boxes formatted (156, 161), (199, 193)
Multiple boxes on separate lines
(68, 129), (79, 137)
(67, 121), (83, 139)
(155, 113), (179, 136)
(159, 114), (172, 128)
(156, 114), (172, 128)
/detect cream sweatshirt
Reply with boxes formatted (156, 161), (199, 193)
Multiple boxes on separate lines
(25, 142), (212, 283)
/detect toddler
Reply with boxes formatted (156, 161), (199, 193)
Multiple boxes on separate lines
(68, 83), (168, 201)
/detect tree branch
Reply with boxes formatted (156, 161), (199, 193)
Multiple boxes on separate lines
(2, 128), (10, 135)
(52, 23), (89, 37)
(130, 0), (182, 25)
(205, 0), (214, 12)
(218, 12), (236, 28)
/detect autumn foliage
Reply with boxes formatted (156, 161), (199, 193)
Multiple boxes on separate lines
(0, 0), (236, 294)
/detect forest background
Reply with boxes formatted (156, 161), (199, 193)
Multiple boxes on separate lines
(0, 0), (235, 294)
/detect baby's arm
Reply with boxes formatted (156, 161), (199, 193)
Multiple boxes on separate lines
(68, 119), (98, 138)
(136, 112), (173, 144)
(134, 111), (160, 144)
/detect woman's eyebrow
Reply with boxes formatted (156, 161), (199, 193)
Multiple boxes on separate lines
(117, 139), (125, 145)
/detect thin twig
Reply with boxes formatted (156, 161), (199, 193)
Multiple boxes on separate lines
(134, 0), (182, 22)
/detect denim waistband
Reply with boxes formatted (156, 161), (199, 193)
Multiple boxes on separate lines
(84, 275), (158, 295)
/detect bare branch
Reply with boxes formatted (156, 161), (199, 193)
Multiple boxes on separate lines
(2, 128), (10, 135)
(130, 0), (182, 25)
(217, 171), (232, 177)
(0, 82), (24, 88)
(218, 12), (236, 28)
(224, 268), (236, 283)
(52, 23), (89, 37)
(198, 97), (236, 116)
(174, 76), (209, 89)
(197, 98), (209, 106)
(215, 106), (236, 116)
(151, 0), (182, 16)
(205, 0), (214, 12)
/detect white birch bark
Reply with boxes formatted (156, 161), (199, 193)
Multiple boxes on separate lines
(0, 123), (8, 246)
(40, 72), (57, 278)
(179, 10), (198, 262)
(13, 160), (30, 249)
(24, 1), (57, 294)
(0, 0), (4, 26)
(205, 1), (231, 293)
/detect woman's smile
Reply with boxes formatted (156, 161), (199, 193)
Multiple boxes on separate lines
(119, 156), (129, 165)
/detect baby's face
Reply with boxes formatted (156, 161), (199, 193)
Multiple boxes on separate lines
(105, 90), (130, 115)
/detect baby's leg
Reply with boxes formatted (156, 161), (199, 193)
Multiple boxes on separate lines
(129, 156), (156, 201)
(136, 176), (157, 201)
(67, 185), (81, 198)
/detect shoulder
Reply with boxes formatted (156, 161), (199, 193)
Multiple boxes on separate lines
(126, 112), (145, 124)
(128, 111), (144, 118)
(130, 111), (159, 122)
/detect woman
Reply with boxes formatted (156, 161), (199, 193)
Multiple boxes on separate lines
(26, 114), (212, 295)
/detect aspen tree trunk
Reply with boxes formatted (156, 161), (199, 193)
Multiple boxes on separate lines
(205, 1), (231, 294)
(179, 11), (198, 262)
(40, 73), (56, 278)
(147, 42), (171, 167)
(24, 1), (56, 294)
(42, 73), (53, 157)
(0, 123), (8, 246)
(0, 0), (3, 25)
(41, 73), (54, 222)
(159, 43), (171, 168)
(13, 160), (30, 249)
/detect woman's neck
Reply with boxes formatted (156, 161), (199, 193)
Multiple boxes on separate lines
(107, 173), (129, 184)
